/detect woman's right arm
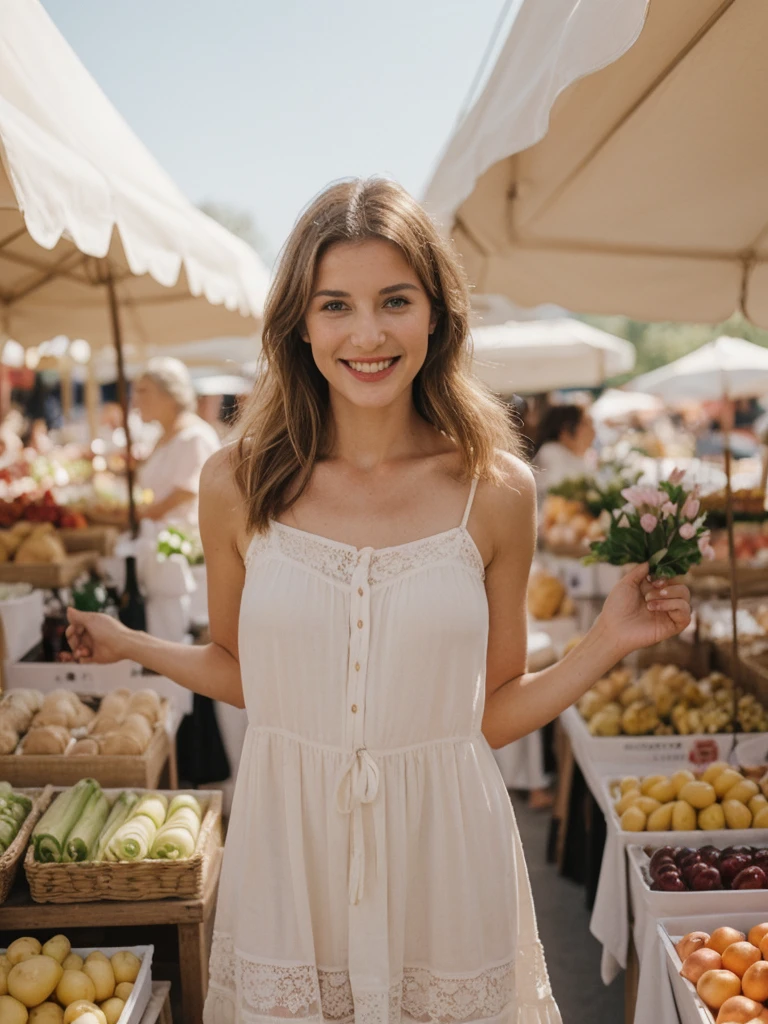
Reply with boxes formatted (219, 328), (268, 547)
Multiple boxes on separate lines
(66, 448), (247, 709)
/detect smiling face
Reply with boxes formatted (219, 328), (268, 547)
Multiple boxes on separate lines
(301, 238), (437, 410)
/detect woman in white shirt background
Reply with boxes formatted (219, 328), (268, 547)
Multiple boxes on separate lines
(532, 403), (597, 502)
(133, 357), (221, 527)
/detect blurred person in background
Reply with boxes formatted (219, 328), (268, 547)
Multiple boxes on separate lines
(532, 403), (596, 501)
(133, 357), (220, 527)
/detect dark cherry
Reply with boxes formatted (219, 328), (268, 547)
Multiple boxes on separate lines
(719, 854), (753, 887)
(656, 872), (687, 892)
(697, 846), (720, 867)
(732, 865), (768, 890)
(674, 847), (697, 867)
(691, 866), (723, 891)
(751, 850), (768, 873)
(683, 862), (709, 886)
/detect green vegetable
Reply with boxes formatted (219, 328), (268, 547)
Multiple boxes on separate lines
(167, 794), (202, 820)
(93, 790), (140, 862)
(0, 782), (12, 796)
(106, 814), (157, 861)
(5, 795), (32, 824)
(63, 788), (109, 862)
(129, 793), (167, 829)
(32, 778), (98, 863)
(150, 805), (201, 860)
(0, 819), (15, 848)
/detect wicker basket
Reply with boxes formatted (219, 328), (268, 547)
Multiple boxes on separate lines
(0, 695), (171, 789)
(0, 786), (52, 904)
(59, 526), (118, 555)
(25, 788), (223, 903)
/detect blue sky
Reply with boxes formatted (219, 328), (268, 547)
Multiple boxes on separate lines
(42, 0), (517, 263)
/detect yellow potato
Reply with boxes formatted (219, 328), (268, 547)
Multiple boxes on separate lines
(701, 761), (731, 784)
(82, 959), (115, 1003)
(7, 938), (42, 966)
(63, 1002), (106, 1024)
(84, 953), (108, 964)
(73, 1015), (105, 1024)
(749, 794), (768, 816)
(678, 781), (716, 809)
(109, 952), (140, 985)
(614, 791), (640, 816)
(724, 779), (760, 805)
(0, 994), (29, 1024)
(619, 776), (641, 795)
(698, 803), (726, 830)
(99, 998), (124, 1024)
(672, 800), (697, 831)
(0, 967), (6, 997)
(113, 982), (133, 1001)
(722, 799), (752, 830)
(713, 768), (744, 799)
(633, 796), (662, 816)
(61, 955), (83, 972)
(647, 803), (675, 831)
(620, 806), (647, 831)
(752, 806), (768, 829)
(41, 937), (70, 966)
(29, 1003), (64, 1023)
(56, 969), (96, 1007)
(0, 956), (10, 972)
(7, 955), (62, 1009)
(670, 769), (696, 795)
(647, 780), (676, 805)
(641, 774), (668, 795)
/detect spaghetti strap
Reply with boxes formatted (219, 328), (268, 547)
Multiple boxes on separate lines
(460, 476), (479, 529)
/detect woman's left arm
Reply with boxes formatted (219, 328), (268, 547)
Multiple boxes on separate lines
(481, 456), (692, 749)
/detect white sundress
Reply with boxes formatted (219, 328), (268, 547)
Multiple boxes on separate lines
(204, 479), (561, 1024)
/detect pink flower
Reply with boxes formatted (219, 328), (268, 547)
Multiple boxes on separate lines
(661, 501), (677, 519)
(681, 497), (700, 519)
(622, 502), (635, 515)
(618, 515), (630, 528)
(640, 514), (658, 533)
(703, 545), (716, 561)
(679, 522), (696, 540)
(697, 531), (711, 554)
(668, 468), (685, 485)
(621, 486), (666, 508)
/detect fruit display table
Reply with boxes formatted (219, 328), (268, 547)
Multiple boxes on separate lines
(0, 847), (221, 1024)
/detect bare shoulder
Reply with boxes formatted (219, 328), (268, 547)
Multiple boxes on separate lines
(199, 444), (246, 545)
(200, 444), (240, 506)
(473, 451), (536, 566)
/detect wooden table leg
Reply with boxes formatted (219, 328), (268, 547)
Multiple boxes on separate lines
(178, 922), (208, 1024)
(624, 932), (639, 1024)
(167, 740), (179, 789)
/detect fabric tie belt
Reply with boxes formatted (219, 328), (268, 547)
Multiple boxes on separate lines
(336, 747), (380, 905)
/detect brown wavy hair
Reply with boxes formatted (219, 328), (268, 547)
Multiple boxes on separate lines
(233, 177), (521, 532)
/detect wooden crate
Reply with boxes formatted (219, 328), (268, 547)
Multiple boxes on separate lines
(0, 551), (98, 588)
(0, 786), (52, 904)
(59, 525), (118, 555)
(26, 788), (223, 903)
(687, 560), (768, 596)
(0, 696), (171, 788)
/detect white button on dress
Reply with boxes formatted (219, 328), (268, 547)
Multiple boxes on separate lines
(204, 479), (560, 1024)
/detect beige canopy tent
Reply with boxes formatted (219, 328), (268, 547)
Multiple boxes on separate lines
(424, 0), (768, 327)
(0, 0), (270, 526)
(470, 318), (635, 394)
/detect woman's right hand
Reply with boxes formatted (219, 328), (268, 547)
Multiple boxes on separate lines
(64, 608), (135, 664)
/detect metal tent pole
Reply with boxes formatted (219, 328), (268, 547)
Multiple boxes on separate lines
(104, 269), (138, 538)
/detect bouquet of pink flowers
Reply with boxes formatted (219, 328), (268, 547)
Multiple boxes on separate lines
(584, 469), (715, 578)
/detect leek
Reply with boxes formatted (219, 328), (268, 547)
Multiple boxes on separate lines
(150, 805), (201, 860)
(106, 813), (157, 861)
(63, 789), (109, 862)
(93, 791), (140, 862)
(33, 778), (98, 863)
(167, 794), (202, 820)
(129, 793), (167, 829)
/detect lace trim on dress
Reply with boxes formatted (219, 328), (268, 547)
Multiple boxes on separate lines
(245, 524), (485, 586)
(206, 933), (536, 1024)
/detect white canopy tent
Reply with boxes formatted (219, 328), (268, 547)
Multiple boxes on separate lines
(0, 0), (270, 351)
(0, 0), (271, 527)
(424, 0), (768, 327)
(470, 318), (635, 394)
(628, 336), (768, 402)
(590, 388), (662, 422)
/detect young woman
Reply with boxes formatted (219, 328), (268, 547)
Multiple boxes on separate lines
(66, 179), (691, 1024)
(533, 404), (597, 501)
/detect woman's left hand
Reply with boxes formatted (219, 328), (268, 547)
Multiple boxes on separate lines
(598, 561), (692, 657)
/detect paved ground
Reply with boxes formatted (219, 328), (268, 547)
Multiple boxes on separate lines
(510, 792), (625, 1023)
